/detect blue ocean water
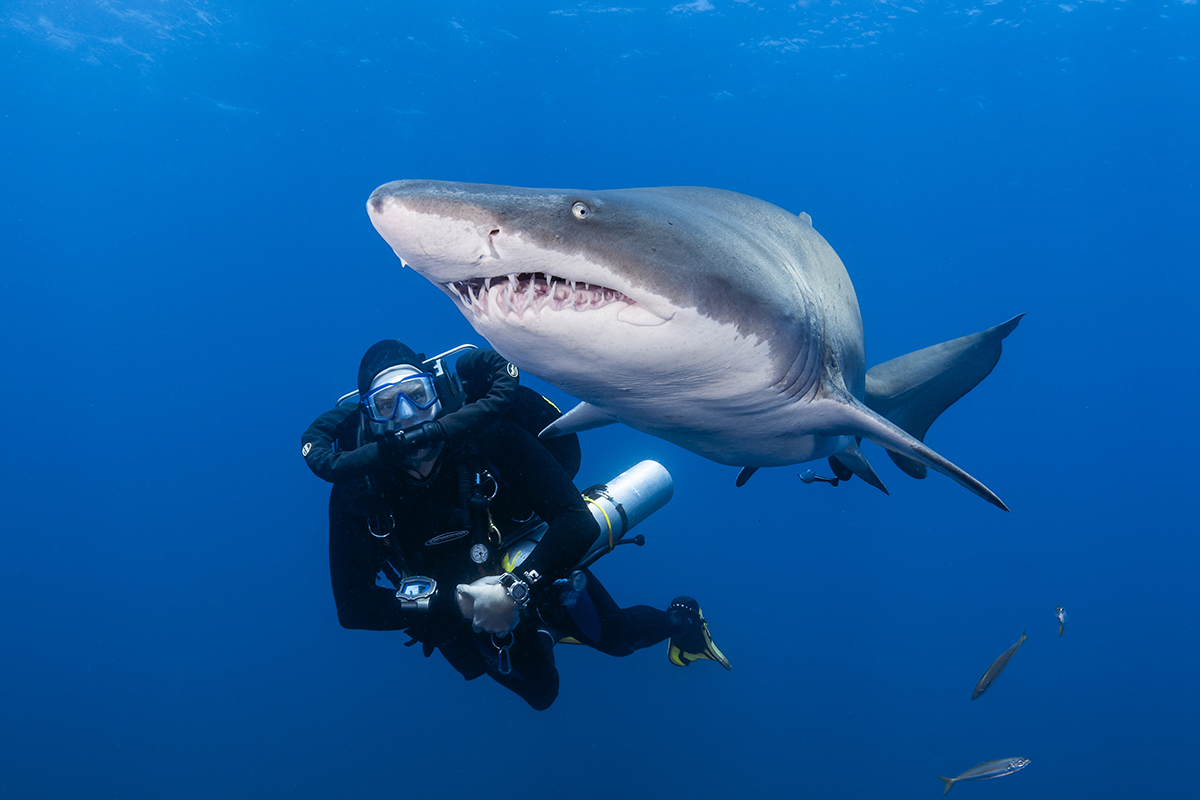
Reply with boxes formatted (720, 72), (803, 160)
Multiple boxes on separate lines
(2, 1), (1197, 797)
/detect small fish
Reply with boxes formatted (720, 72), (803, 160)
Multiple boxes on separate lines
(938, 757), (1030, 794)
(1055, 605), (1066, 636)
(971, 628), (1027, 699)
(797, 469), (839, 486)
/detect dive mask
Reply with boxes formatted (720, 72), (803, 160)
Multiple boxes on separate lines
(363, 372), (441, 432)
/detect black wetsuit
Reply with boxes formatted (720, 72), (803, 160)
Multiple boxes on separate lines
(302, 349), (673, 710)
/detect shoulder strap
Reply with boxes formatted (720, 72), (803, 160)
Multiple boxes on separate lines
(504, 387), (581, 480)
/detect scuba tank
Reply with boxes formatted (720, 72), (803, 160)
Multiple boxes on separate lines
(578, 459), (673, 569)
(498, 460), (672, 644)
(500, 459), (674, 576)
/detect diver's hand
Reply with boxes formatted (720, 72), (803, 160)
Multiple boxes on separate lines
(456, 575), (519, 635)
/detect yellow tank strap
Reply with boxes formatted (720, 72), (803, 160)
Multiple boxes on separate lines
(583, 495), (614, 553)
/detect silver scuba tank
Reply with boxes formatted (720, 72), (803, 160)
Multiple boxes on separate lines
(501, 460), (674, 574)
(580, 459), (673, 556)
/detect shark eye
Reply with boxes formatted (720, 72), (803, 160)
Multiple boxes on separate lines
(571, 201), (592, 220)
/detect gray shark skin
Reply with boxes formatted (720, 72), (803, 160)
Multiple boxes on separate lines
(367, 180), (1020, 510)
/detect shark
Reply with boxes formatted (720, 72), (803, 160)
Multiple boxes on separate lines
(367, 180), (1021, 510)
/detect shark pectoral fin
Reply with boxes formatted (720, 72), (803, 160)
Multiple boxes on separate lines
(865, 314), (1024, 445)
(735, 467), (759, 487)
(825, 395), (1010, 511)
(829, 441), (889, 495)
(538, 401), (618, 439)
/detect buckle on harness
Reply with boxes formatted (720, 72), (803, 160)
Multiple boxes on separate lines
(369, 512), (396, 538)
(491, 632), (514, 675)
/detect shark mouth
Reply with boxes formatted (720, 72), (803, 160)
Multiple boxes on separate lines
(447, 273), (633, 318)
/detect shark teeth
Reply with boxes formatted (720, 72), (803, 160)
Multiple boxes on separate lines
(447, 273), (632, 318)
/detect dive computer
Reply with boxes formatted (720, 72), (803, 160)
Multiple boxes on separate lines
(498, 572), (530, 608)
(395, 576), (437, 612)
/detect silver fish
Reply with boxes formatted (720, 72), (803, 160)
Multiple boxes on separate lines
(938, 757), (1030, 794)
(1055, 605), (1066, 637)
(971, 629), (1026, 700)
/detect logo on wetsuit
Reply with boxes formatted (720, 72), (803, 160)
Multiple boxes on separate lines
(302, 443), (312, 456)
(506, 362), (518, 379)
(425, 530), (470, 546)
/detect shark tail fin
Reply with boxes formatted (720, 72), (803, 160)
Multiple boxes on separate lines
(864, 315), (1023, 479)
(938, 776), (956, 795)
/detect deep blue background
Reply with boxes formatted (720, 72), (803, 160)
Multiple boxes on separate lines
(3, 2), (1197, 798)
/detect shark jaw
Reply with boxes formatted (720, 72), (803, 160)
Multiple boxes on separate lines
(428, 260), (774, 427)
(441, 271), (671, 328)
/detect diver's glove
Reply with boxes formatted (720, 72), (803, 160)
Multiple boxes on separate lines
(456, 575), (519, 635)
(378, 420), (447, 465)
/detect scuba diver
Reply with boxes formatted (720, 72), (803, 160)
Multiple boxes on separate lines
(301, 340), (730, 710)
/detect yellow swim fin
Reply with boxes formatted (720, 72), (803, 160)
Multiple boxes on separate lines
(667, 596), (732, 670)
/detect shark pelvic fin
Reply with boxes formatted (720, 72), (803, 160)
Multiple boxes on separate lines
(538, 401), (618, 439)
(865, 314), (1023, 479)
(735, 467), (759, 487)
(828, 440), (889, 495)
(828, 455), (853, 482)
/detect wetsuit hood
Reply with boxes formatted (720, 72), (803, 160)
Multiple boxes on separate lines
(358, 339), (424, 397)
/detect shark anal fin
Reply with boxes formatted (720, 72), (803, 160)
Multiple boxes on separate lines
(735, 466), (759, 487)
(538, 401), (617, 439)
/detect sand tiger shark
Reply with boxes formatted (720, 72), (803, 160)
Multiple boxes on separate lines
(367, 180), (1021, 510)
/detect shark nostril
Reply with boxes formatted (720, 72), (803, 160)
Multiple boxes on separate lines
(489, 229), (500, 236)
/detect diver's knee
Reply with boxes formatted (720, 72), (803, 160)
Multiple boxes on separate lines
(524, 687), (559, 711)
(518, 672), (559, 710)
